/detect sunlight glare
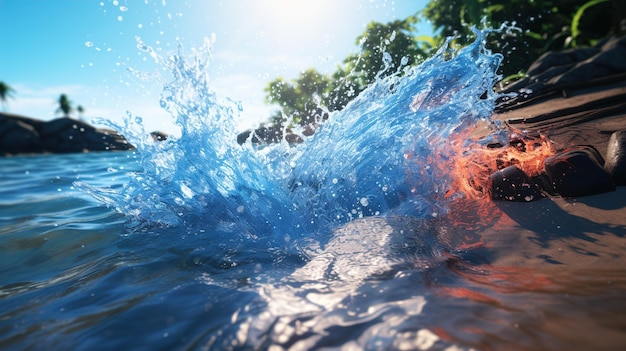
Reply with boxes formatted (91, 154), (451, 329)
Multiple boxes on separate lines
(250, 0), (343, 47)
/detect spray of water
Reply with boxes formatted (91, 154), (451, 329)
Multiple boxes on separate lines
(78, 28), (504, 247)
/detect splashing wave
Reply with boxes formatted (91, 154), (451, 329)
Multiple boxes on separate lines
(78, 29), (504, 247)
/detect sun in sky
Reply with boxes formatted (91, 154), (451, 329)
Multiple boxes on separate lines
(0, 0), (428, 132)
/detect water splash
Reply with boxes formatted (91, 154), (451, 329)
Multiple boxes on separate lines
(79, 29), (503, 245)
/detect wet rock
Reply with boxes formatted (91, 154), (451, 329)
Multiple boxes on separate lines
(490, 166), (545, 202)
(605, 130), (626, 185)
(543, 145), (615, 197)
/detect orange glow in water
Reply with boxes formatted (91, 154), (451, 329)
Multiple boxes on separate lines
(413, 123), (555, 231)
(443, 125), (555, 201)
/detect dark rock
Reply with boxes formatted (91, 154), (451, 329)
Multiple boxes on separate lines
(0, 113), (134, 156)
(37, 118), (131, 153)
(605, 130), (626, 185)
(499, 35), (626, 102)
(237, 125), (284, 145)
(525, 48), (598, 78)
(38, 117), (95, 137)
(237, 121), (324, 146)
(543, 145), (615, 197)
(237, 130), (252, 145)
(150, 131), (168, 141)
(490, 166), (545, 202)
(0, 118), (44, 154)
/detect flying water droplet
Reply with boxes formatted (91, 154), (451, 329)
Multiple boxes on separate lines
(360, 197), (370, 207)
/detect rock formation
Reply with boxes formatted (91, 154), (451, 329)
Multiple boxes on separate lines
(0, 113), (134, 156)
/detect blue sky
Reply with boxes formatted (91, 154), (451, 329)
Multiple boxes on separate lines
(0, 0), (431, 132)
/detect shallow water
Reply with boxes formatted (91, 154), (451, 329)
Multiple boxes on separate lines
(2, 31), (626, 350)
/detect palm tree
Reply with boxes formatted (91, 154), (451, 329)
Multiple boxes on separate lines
(56, 94), (73, 117)
(0, 81), (15, 111)
(77, 105), (85, 119)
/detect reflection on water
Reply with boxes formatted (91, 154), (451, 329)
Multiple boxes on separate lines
(1, 153), (626, 350)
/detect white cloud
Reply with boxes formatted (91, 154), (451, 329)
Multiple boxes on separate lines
(7, 83), (87, 120)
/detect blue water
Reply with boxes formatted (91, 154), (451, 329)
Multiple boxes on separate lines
(2, 31), (626, 350)
(84, 32), (501, 234)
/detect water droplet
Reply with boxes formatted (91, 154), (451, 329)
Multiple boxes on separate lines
(84, 41), (94, 47)
(119, 6), (128, 12)
(117, 15), (123, 21)
(359, 197), (369, 207)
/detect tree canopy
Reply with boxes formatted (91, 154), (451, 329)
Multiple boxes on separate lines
(262, 0), (624, 129)
(264, 16), (433, 128)
(265, 68), (330, 127)
(422, 0), (622, 77)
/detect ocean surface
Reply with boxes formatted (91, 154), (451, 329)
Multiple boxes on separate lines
(2, 31), (626, 350)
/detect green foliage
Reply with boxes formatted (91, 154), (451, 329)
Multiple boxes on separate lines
(0, 81), (15, 111)
(264, 17), (435, 125)
(261, 0), (622, 129)
(265, 68), (330, 127)
(420, 0), (618, 77)
(569, 0), (611, 47)
(325, 18), (434, 112)
(56, 94), (74, 117)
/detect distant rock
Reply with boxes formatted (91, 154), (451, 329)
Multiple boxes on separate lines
(0, 113), (134, 156)
(237, 125), (284, 145)
(237, 122), (323, 145)
(237, 109), (328, 145)
(150, 131), (168, 141)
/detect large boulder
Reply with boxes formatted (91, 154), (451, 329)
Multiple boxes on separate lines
(490, 166), (545, 202)
(543, 145), (615, 197)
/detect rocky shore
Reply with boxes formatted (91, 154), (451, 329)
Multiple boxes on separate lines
(0, 113), (135, 156)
